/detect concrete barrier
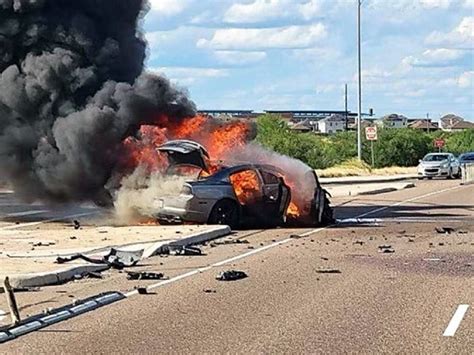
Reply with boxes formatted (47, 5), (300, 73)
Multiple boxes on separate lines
(461, 163), (474, 185)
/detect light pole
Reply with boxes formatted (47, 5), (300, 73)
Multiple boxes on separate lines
(357, 0), (362, 160)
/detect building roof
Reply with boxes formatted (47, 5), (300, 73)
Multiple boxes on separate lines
(440, 114), (465, 128)
(408, 119), (439, 129)
(450, 120), (474, 129)
(381, 113), (408, 121)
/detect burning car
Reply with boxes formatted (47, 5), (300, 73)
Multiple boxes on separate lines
(153, 140), (333, 229)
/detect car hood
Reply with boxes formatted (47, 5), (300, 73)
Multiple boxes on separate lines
(158, 140), (210, 172)
(420, 160), (447, 167)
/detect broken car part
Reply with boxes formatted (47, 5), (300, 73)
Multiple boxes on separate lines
(216, 270), (248, 281)
(127, 271), (165, 280)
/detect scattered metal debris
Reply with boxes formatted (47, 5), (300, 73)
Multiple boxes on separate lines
(320, 256), (329, 261)
(378, 245), (395, 253)
(32, 241), (56, 247)
(353, 240), (364, 245)
(56, 248), (143, 269)
(127, 271), (164, 280)
(290, 234), (303, 239)
(203, 289), (217, 293)
(73, 220), (81, 230)
(211, 239), (250, 246)
(435, 227), (455, 234)
(170, 245), (202, 256)
(316, 268), (341, 274)
(216, 270), (248, 281)
(136, 287), (149, 295)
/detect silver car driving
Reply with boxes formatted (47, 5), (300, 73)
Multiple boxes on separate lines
(417, 153), (460, 179)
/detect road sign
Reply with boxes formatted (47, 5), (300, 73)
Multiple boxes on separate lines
(365, 126), (377, 141)
(434, 138), (445, 148)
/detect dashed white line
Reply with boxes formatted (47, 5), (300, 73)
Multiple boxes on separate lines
(443, 305), (469, 337)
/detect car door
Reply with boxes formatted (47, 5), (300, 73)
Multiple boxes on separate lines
(305, 170), (329, 224)
(450, 155), (460, 175)
(259, 170), (290, 221)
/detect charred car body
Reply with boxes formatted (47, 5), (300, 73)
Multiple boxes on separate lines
(154, 140), (333, 229)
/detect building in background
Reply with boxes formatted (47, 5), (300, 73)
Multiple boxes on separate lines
(379, 113), (408, 128)
(317, 114), (346, 134)
(408, 119), (439, 132)
(440, 114), (474, 131)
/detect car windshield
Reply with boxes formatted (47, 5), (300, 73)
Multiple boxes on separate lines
(460, 154), (474, 161)
(423, 154), (449, 162)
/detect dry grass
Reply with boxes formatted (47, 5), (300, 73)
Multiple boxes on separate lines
(317, 159), (416, 178)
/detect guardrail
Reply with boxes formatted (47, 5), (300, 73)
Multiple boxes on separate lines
(461, 163), (474, 185)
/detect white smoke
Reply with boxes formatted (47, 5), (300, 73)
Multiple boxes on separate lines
(113, 166), (188, 223)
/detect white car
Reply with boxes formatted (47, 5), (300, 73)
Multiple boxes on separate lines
(417, 153), (460, 179)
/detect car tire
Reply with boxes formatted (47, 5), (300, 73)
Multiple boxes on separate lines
(208, 199), (240, 229)
(427, 177), (433, 180)
(418, 177), (424, 180)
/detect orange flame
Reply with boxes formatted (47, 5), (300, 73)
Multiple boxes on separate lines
(287, 202), (301, 218)
(229, 170), (262, 205)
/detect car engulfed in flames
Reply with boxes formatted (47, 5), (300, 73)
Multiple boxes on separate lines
(114, 114), (333, 229)
(152, 139), (333, 229)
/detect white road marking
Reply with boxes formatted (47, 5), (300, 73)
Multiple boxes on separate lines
(443, 305), (469, 337)
(5, 210), (49, 217)
(355, 185), (464, 219)
(0, 211), (97, 230)
(125, 184), (468, 298)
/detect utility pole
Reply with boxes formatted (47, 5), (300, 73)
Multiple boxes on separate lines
(357, 0), (362, 160)
(426, 112), (430, 133)
(344, 83), (348, 130)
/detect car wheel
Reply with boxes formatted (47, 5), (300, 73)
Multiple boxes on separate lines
(427, 177), (433, 180)
(208, 200), (239, 229)
(418, 177), (424, 180)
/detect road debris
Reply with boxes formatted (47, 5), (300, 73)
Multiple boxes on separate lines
(32, 241), (56, 247)
(127, 271), (165, 280)
(73, 220), (81, 230)
(216, 270), (248, 281)
(56, 248), (143, 269)
(203, 289), (217, 293)
(170, 245), (203, 256)
(435, 227), (455, 234)
(135, 287), (149, 295)
(353, 240), (364, 245)
(290, 234), (303, 239)
(211, 239), (250, 246)
(316, 268), (341, 274)
(378, 245), (395, 253)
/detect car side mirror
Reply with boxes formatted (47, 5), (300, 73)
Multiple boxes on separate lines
(418, 159), (422, 163)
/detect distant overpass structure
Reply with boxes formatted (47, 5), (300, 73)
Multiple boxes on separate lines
(264, 110), (374, 122)
(198, 110), (255, 118)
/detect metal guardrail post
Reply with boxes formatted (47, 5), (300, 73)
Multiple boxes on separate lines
(3, 277), (20, 326)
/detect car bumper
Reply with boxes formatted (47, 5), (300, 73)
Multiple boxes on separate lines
(418, 167), (450, 177)
(152, 195), (209, 223)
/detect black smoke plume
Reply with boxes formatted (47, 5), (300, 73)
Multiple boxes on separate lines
(0, 0), (195, 202)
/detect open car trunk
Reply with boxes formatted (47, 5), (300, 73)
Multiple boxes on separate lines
(158, 140), (210, 172)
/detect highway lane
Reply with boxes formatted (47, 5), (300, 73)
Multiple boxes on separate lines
(1, 180), (473, 353)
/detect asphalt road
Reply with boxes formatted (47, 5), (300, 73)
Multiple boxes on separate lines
(1, 179), (473, 354)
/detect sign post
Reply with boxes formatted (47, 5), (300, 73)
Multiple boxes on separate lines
(365, 126), (378, 167)
(433, 138), (445, 152)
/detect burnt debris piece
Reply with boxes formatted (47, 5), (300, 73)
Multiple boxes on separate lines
(316, 268), (341, 274)
(378, 245), (395, 253)
(435, 227), (456, 234)
(216, 270), (248, 281)
(73, 220), (81, 230)
(127, 271), (164, 280)
(56, 248), (143, 269)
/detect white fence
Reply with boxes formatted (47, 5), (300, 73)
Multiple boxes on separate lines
(461, 163), (474, 185)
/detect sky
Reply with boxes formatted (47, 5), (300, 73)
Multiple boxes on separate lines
(143, 0), (474, 120)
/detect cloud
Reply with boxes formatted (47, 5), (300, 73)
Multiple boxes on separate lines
(223, 0), (321, 24)
(426, 16), (474, 48)
(149, 67), (229, 86)
(148, 0), (190, 16)
(197, 24), (326, 50)
(457, 70), (473, 88)
(214, 51), (267, 65)
(419, 0), (451, 9)
(403, 48), (468, 67)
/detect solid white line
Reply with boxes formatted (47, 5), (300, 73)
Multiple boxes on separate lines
(123, 184), (469, 297)
(443, 305), (469, 336)
(355, 184), (464, 218)
(5, 210), (49, 217)
(0, 211), (97, 230)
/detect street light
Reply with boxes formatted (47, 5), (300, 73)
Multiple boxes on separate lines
(357, 0), (362, 160)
